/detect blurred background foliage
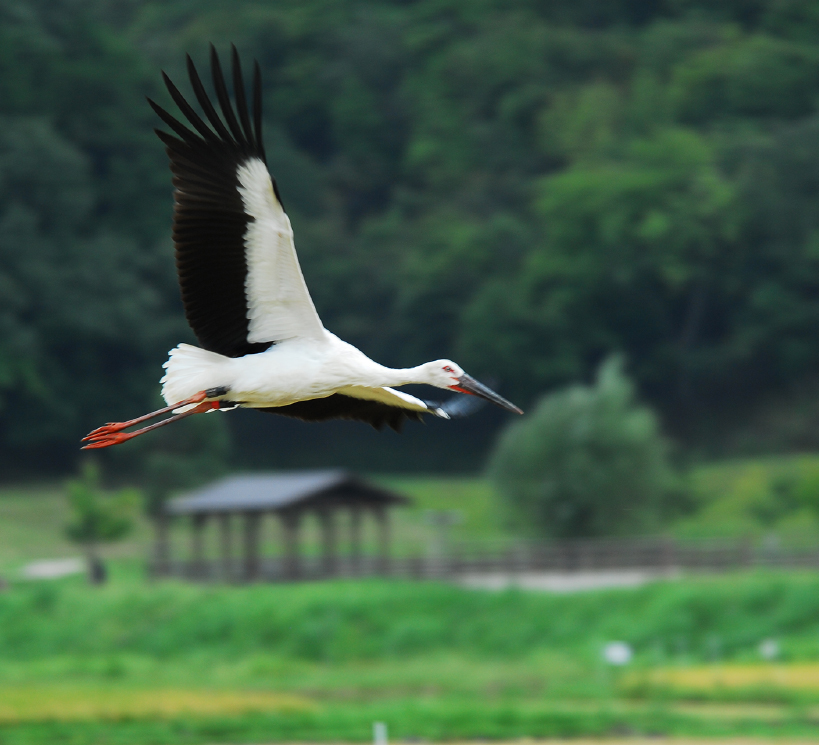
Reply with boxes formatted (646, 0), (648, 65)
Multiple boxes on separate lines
(4, 0), (819, 478)
(489, 356), (682, 538)
(64, 462), (137, 583)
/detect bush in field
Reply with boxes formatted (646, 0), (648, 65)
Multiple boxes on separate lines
(489, 356), (677, 538)
(65, 463), (138, 584)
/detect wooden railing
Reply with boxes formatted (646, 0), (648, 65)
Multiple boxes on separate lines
(149, 536), (819, 583)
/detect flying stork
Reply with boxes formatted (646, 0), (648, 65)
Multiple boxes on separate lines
(82, 46), (522, 450)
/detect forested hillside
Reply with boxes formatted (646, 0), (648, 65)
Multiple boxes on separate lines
(3, 0), (819, 474)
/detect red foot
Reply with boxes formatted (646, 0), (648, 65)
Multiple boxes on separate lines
(82, 390), (208, 442)
(83, 422), (129, 440)
(80, 393), (217, 450)
(81, 432), (138, 450)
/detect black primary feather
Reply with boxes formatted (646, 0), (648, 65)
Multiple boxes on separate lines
(260, 388), (489, 431)
(148, 46), (281, 358)
(259, 395), (426, 433)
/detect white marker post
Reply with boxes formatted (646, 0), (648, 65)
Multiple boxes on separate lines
(373, 721), (388, 745)
(602, 641), (633, 666)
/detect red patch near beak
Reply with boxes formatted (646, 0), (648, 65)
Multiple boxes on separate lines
(449, 385), (473, 395)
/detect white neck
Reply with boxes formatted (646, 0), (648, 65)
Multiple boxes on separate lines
(375, 364), (432, 388)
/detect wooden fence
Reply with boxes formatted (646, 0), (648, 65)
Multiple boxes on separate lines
(150, 535), (819, 583)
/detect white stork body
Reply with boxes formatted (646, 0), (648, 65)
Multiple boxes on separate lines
(162, 334), (449, 414)
(82, 46), (520, 449)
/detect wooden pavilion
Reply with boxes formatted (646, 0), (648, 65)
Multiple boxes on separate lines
(151, 471), (410, 582)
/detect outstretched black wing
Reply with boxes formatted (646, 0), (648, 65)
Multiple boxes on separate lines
(148, 45), (324, 358)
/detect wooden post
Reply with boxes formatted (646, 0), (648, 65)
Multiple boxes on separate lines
(153, 512), (170, 577)
(663, 537), (676, 572)
(740, 535), (753, 568)
(190, 514), (207, 579)
(503, 545), (515, 576)
(561, 540), (572, 571)
(281, 511), (301, 580)
(450, 541), (463, 575)
(350, 505), (363, 575)
(319, 509), (337, 577)
(243, 512), (261, 582)
(374, 506), (390, 575)
(218, 513), (233, 582)
(409, 553), (423, 579)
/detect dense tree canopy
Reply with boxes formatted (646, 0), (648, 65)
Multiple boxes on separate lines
(3, 0), (819, 474)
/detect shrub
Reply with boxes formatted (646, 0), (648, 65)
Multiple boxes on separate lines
(65, 463), (138, 584)
(488, 356), (677, 538)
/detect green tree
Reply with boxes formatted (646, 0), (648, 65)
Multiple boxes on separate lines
(488, 357), (677, 538)
(65, 463), (137, 584)
(0, 0), (180, 474)
(7, 0), (819, 473)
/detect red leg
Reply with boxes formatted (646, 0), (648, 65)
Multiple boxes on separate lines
(82, 391), (219, 450)
(82, 391), (209, 442)
(82, 400), (219, 449)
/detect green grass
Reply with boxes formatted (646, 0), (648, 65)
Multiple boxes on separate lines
(7, 572), (819, 667)
(676, 454), (819, 541)
(7, 700), (819, 745)
(6, 470), (819, 743)
(0, 486), (153, 571)
(4, 565), (819, 740)
(381, 458), (819, 546)
(4, 572), (819, 741)
(621, 662), (819, 704)
(375, 476), (503, 540)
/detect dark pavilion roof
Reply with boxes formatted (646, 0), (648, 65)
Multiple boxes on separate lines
(165, 470), (410, 515)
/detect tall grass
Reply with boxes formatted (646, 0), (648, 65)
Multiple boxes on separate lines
(4, 573), (819, 741)
(4, 573), (819, 664)
(2, 700), (810, 745)
(0, 687), (312, 723)
(622, 663), (819, 702)
(679, 454), (819, 540)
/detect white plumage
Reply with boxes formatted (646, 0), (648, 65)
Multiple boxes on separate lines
(237, 159), (324, 343)
(161, 334), (448, 415)
(82, 46), (521, 450)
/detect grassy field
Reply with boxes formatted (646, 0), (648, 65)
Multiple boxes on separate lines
(0, 485), (153, 569)
(5, 468), (819, 743)
(375, 476), (501, 539)
(0, 569), (818, 741)
(623, 663), (819, 702)
(7, 571), (819, 668)
(677, 454), (819, 541)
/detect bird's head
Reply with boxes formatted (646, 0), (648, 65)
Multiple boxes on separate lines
(420, 360), (523, 414)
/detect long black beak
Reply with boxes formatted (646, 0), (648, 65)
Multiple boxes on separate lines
(452, 374), (523, 414)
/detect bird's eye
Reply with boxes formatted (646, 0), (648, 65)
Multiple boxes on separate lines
(443, 366), (453, 373)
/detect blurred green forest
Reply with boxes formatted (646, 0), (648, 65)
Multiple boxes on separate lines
(5, 0), (819, 475)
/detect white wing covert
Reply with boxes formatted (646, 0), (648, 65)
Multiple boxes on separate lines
(149, 44), (323, 357)
(237, 159), (324, 343)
